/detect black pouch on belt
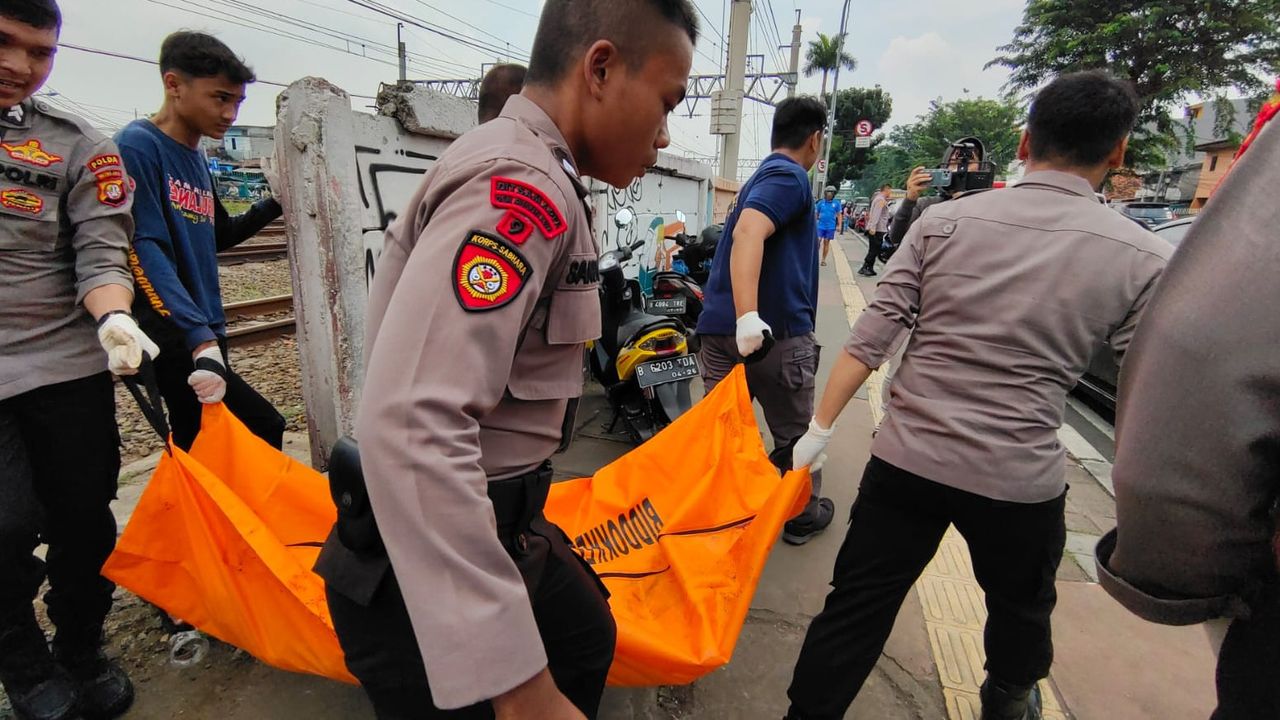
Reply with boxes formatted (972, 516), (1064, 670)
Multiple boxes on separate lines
(326, 436), (384, 556)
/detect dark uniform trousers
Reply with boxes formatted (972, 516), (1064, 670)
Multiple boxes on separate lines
(787, 457), (1066, 719)
(320, 467), (617, 719)
(861, 231), (883, 270)
(0, 373), (120, 681)
(150, 336), (285, 452)
(698, 332), (824, 521)
(1212, 580), (1280, 720)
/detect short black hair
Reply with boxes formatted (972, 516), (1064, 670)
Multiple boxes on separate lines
(0, 0), (61, 30)
(527, 0), (699, 85)
(771, 96), (827, 150)
(478, 64), (527, 123)
(159, 31), (256, 85)
(1027, 70), (1139, 166)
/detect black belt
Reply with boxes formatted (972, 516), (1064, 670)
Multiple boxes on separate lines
(489, 462), (553, 554)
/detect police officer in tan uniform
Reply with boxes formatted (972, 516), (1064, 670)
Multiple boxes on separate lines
(316, 2), (698, 718)
(0, 2), (157, 719)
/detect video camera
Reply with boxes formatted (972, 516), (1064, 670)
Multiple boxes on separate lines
(928, 138), (995, 195)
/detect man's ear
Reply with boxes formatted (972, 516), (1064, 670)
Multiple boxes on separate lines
(1107, 137), (1130, 169)
(1016, 129), (1031, 162)
(582, 39), (620, 100)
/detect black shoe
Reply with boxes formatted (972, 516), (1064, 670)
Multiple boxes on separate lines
(55, 650), (133, 720)
(3, 672), (82, 720)
(857, 266), (876, 277)
(782, 497), (835, 545)
(979, 677), (1042, 720)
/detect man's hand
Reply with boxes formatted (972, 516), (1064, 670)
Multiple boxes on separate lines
(188, 345), (228, 404)
(492, 669), (586, 720)
(735, 311), (772, 357)
(905, 166), (932, 201)
(97, 312), (160, 376)
(792, 418), (836, 472)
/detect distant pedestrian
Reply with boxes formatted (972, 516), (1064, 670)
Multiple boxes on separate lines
(814, 185), (841, 266)
(697, 95), (836, 546)
(1096, 86), (1280, 720)
(477, 63), (527, 124)
(859, 183), (891, 276)
(785, 70), (1170, 720)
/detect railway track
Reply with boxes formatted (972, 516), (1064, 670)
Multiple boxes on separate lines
(224, 294), (295, 348)
(217, 242), (288, 265)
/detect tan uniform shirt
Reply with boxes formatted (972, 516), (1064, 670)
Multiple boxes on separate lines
(1101, 118), (1280, 621)
(356, 95), (600, 709)
(0, 99), (134, 400)
(846, 171), (1171, 502)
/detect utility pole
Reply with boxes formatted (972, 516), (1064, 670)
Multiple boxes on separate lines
(713, 0), (751, 182)
(786, 9), (802, 98)
(813, 0), (851, 196)
(397, 23), (407, 82)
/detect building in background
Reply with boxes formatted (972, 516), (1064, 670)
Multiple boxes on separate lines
(1135, 98), (1252, 212)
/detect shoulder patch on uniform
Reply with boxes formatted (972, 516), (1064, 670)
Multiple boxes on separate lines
(0, 188), (44, 215)
(94, 168), (128, 207)
(496, 210), (534, 245)
(453, 230), (533, 312)
(87, 154), (122, 173)
(1, 139), (63, 168)
(491, 176), (567, 240)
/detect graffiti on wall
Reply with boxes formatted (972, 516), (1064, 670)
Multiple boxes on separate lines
(350, 117), (452, 285)
(599, 173), (704, 294)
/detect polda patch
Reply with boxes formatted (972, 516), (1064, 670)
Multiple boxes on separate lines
(453, 231), (532, 312)
(1, 139), (63, 168)
(0, 188), (44, 215)
(86, 154), (122, 173)
(490, 176), (566, 240)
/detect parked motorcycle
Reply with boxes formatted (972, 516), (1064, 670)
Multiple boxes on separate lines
(649, 211), (720, 337)
(587, 209), (700, 444)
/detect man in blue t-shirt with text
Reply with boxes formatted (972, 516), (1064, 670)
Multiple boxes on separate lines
(814, 185), (841, 267)
(697, 96), (834, 544)
(116, 32), (285, 451)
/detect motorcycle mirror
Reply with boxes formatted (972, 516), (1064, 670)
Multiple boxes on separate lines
(675, 210), (687, 224)
(614, 208), (635, 228)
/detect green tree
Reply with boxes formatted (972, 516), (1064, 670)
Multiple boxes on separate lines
(989, 0), (1280, 168)
(826, 86), (893, 187)
(890, 96), (1025, 172)
(803, 32), (857, 98)
(850, 95), (1025, 195)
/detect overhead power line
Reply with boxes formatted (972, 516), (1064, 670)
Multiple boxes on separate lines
(345, 0), (530, 61)
(54, 42), (377, 99)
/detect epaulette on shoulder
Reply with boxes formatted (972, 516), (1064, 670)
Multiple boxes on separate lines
(31, 99), (107, 142)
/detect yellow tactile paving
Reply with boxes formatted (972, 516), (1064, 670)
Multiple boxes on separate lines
(832, 238), (1070, 719)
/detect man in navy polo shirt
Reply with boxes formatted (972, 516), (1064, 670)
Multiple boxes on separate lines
(697, 96), (834, 545)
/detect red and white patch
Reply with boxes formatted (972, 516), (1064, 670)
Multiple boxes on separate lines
(0, 188), (44, 215)
(95, 168), (128, 207)
(490, 176), (566, 240)
(453, 231), (532, 312)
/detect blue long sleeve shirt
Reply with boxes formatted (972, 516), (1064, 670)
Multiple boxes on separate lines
(116, 119), (281, 350)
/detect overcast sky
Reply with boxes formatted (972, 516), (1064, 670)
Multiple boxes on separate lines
(50, 0), (1026, 173)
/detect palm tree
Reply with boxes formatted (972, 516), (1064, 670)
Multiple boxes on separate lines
(803, 32), (857, 99)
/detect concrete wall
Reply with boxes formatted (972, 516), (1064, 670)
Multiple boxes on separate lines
(1191, 148), (1238, 208)
(273, 78), (717, 466)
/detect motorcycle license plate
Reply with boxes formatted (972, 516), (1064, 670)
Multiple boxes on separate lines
(635, 355), (700, 389)
(648, 297), (687, 315)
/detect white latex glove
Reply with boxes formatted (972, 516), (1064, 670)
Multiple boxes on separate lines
(792, 418), (836, 472)
(97, 312), (160, 376)
(735, 311), (772, 357)
(187, 346), (227, 404)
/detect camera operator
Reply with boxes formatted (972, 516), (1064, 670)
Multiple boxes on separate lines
(884, 137), (993, 256)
